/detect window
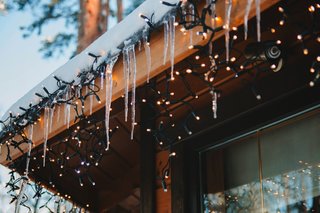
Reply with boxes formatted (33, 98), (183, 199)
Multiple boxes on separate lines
(201, 110), (320, 212)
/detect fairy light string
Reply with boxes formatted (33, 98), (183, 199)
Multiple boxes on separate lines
(0, 0), (318, 210)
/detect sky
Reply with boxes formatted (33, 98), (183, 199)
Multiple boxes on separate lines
(0, 0), (132, 118)
(0, 11), (73, 117)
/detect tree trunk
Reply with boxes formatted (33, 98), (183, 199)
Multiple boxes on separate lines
(77, 0), (101, 53)
(100, 0), (110, 32)
(116, 0), (123, 22)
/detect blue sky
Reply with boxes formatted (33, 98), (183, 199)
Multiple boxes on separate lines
(0, 1), (131, 117)
(0, 11), (72, 117)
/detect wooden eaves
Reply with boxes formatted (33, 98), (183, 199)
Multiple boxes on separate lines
(0, 0), (280, 165)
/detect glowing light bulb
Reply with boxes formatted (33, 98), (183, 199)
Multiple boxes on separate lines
(297, 34), (303, 40)
(169, 152), (176, 157)
(186, 69), (192, 73)
(308, 5), (315, 12)
(310, 81), (315, 87)
(279, 20), (285, 26)
(278, 7), (284, 12)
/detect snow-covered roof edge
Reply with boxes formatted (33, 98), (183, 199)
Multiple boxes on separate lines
(1, 0), (178, 121)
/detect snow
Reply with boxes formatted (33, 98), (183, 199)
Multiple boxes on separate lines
(1, 0), (179, 122)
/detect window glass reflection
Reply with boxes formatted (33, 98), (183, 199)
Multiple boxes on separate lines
(202, 112), (320, 213)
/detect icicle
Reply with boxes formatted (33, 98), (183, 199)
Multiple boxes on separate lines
(43, 106), (51, 167)
(244, 0), (254, 40)
(49, 105), (54, 133)
(100, 71), (104, 90)
(61, 200), (66, 213)
(255, 0), (261, 42)
(225, 0), (232, 62)
(105, 57), (118, 150)
(122, 45), (130, 122)
(163, 20), (169, 65)
(56, 105), (61, 122)
(54, 196), (60, 213)
(25, 124), (33, 176)
(129, 44), (137, 140)
(138, 40), (142, 52)
(90, 80), (94, 115)
(15, 179), (28, 213)
(210, 1), (216, 30)
(210, 90), (218, 119)
(188, 3), (195, 47)
(143, 27), (152, 83)
(169, 15), (176, 80)
(77, 86), (81, 98)
(64, 86), (71, 129)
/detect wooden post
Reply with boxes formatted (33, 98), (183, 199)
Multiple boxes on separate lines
(171, 142), (186, 213)
(140, 89), (156, 213)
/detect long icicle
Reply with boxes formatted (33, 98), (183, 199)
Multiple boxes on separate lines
(64, 87), (69, 125)
(43, 106), (50, 167)
(169, 15), (176, 80)
(189, 3), (195, 47)
(129, 44), (137, 140)
(90, 80), (94, 115)
(210, 1), (216, 30)
(25, 124), (33, 176)
(105, 57), (118, 150)
(64, 85), (71, 129)
(56, 105), (60, 122)
(143, 27), (152, 83)
(255, 0), (261, 42)
(163, 20), (169, 65)
(100, 71), (104, 90)
(66, 88), (71, 129)
(244, 0), (254, 40)
(225, 0), (232, 62)
(15, 179), (28, 213)
(49, 105), (54, 133)
(123, 46), (130, 122)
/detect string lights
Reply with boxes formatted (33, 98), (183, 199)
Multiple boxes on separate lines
(0, 0), (319, 211)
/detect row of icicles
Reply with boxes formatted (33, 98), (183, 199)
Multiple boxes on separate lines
(16, 0), (263, 211)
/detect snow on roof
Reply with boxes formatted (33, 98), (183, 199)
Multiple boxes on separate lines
(1, 0), (178, 121)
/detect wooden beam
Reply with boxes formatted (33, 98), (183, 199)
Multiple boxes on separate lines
(0, 0), (279, 165)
